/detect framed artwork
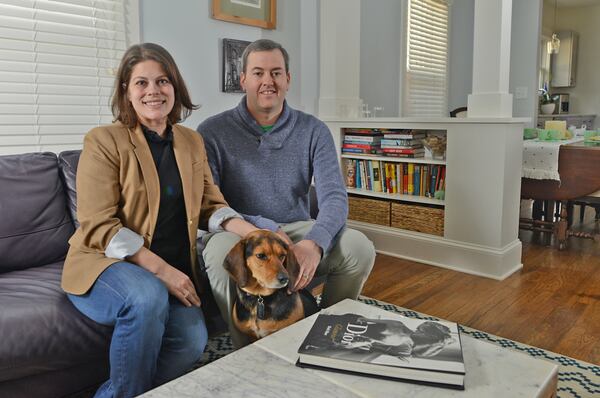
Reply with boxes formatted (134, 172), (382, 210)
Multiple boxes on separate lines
(212, 0), (276, 29)
(222, 38), (250, 93)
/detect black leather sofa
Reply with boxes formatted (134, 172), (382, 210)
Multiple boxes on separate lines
(0, 150), (226, 398)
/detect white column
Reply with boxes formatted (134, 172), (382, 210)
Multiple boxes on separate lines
(467, 0), (514, 117)
(318, 0), (362, 118)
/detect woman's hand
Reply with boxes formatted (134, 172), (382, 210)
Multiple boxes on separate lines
(127, 246), (201, 307)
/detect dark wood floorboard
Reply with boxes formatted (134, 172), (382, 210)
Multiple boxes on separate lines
(360, 201), (600, 365)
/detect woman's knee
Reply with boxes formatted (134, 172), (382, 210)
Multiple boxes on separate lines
(120, 267), (170, 319)
(177, 311), (208, 365)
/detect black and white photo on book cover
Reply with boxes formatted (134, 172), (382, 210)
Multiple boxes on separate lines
(297, 310), (465, 388)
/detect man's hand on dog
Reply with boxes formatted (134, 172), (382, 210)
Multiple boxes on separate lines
(290, 239), (322, 292)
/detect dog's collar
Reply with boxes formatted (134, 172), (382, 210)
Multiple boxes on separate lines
(237, 286), (270, 319)
(236, 286), (280, 320)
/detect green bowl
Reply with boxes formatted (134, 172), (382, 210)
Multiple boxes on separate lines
(523, 128), (538, 139)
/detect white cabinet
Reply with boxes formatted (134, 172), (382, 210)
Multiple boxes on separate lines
(324, 117), (526, 280)
(551, 31), (578, 88)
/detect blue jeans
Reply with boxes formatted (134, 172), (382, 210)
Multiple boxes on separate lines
(68, 261), (207, 398)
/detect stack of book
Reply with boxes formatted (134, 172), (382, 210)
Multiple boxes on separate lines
(341, 128), (383, 155)
(297, 310), (465, 389)
(380, 129), (425, 158)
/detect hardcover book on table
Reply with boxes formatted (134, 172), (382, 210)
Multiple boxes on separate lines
(297, 311), (465, 389)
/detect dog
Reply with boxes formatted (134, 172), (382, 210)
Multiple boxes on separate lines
(223, 230), (319, 341)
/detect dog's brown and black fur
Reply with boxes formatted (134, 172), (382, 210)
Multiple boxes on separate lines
(224, 230), (319, 341)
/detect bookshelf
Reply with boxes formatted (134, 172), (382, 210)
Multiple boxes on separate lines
(324, 117), (527, 280)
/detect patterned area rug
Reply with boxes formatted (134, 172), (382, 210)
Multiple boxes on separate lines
(197, 296), (599, 398)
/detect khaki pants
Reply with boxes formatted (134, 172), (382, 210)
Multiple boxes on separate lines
(201, 220), (376, 348)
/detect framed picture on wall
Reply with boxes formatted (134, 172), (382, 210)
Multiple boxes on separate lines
(212, 0), (276, 29)
(222, 38), (251, 93)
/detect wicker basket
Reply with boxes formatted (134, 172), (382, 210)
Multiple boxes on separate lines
(348, 196), (390, 226)
(391, 202), (444, 236)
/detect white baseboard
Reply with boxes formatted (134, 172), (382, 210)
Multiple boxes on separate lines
(348, 220), (523, 280)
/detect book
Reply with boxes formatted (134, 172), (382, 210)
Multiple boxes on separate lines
(372, 161), (382, 192)
(382, 132), (426, 140)
(383, 153), (425, 159)
(344, 158), (357, 188)
(380, 138), (423, 147)
(407, 163), (414, 195)
(343, 128), (384, 136)
(343, 143), (381, 150)
(297, 312), (465, 389)
(345, 135), (383, 143)
(382, 148), (425, 154)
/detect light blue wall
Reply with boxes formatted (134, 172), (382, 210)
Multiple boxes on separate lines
(140, 1), (540, 126)
(448, 0), (474, 113)
(510, 0), (542, 126)
(140, 0), (318, 129)
(360, 0), (402, 117)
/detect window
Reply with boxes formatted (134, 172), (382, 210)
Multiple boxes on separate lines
(0, 0), (138, 155)
(404, 0), (449, 117)
(538, 36), (551, 92)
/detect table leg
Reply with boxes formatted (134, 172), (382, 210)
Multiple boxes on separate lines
(556, 200), (568, 250)
(532, 200), (544, 220)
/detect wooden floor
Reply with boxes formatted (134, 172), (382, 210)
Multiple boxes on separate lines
(360, 201), (600, 365)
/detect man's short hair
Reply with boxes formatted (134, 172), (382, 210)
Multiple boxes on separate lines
(241, 39), (290, 73)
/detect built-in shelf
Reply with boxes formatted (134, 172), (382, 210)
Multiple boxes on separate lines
(347, 188), (444, 206)
(341, 154), (446, 166)
(325, 117), (526, 280)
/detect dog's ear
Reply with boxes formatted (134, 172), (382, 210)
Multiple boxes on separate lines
(284, 247), (300, 288)
(223, 240), (249, 287)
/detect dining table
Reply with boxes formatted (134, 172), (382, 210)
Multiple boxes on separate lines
(520, 139), (600, 249)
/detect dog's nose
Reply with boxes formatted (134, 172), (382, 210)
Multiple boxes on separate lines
(277, 273), (289, 286)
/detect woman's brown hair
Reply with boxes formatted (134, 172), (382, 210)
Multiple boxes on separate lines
(111, 43), (198, 128)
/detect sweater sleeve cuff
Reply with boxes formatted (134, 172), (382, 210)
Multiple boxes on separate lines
(105, 227), (144, 260)
(208, 207), (243, 232)
(242, 214), (279, 232)
(304, 224), (335, 254)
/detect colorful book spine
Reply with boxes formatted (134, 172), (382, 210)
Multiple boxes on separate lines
(414, 165), (421, 196)
(343, 158), (356, 188)
(407, 163), (414, 195)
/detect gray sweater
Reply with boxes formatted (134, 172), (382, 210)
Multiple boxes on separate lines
(198, 98), (348, 252)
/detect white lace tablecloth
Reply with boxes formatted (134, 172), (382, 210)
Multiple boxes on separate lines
(522, 138), (583, 181)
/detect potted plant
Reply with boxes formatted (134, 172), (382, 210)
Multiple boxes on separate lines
(539, 88), (555, 115)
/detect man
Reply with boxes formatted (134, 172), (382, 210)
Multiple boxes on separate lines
(198, 39), (375, 348)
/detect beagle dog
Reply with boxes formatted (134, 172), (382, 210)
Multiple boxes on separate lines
(224, 230), (319, 341)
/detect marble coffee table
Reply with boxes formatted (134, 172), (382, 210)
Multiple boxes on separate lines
(141, 299), (558, 397)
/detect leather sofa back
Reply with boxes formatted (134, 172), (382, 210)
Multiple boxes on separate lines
(0, 152), (74, 273)
(58, 150), (81, 228)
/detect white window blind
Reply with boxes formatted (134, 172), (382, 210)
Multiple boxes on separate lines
(0, 0), (137, 155)
(404, 0), (449, 117)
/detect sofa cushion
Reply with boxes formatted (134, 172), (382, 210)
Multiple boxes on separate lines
(0, 152), (74, 273)
(58, 150), (81, 228)
(0, 261), (112, 382)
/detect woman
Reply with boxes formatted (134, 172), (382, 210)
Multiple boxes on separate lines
(62, 43), (257, 398)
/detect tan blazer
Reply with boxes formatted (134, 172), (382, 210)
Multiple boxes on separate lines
(62, 122), (228, 295)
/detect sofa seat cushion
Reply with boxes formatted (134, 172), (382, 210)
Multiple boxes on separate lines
(0, 152), (74, 272)
(0, 262), (112, 382)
